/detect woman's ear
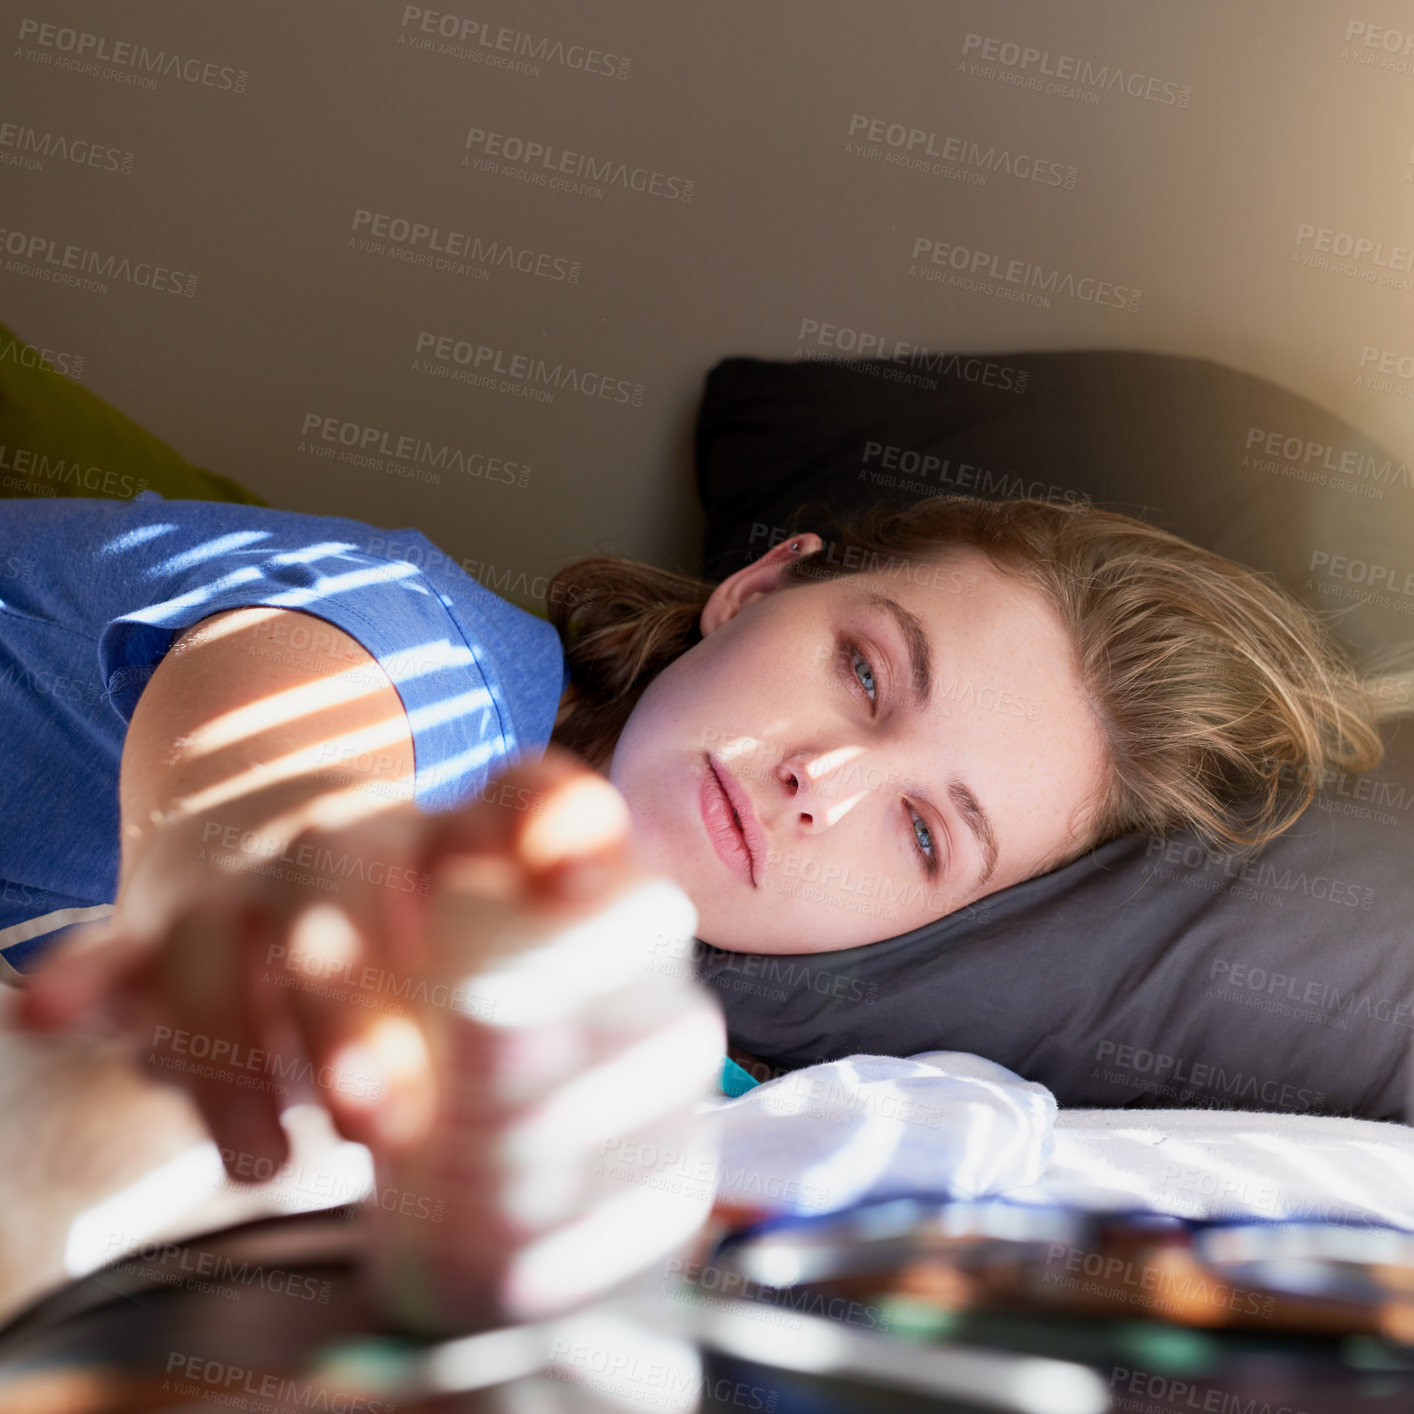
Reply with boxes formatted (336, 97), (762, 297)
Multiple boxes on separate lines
(700, 533), (824, 637)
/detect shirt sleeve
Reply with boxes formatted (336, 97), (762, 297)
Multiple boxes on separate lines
(88, 494), (564, 815)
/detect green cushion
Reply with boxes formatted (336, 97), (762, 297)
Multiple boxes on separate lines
(0, 319), (268, 507)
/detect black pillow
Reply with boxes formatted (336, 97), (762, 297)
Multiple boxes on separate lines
(695, 350), (1414, 667)
(691, 351), (1414, 1121)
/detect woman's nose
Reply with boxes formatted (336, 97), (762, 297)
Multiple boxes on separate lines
(777, 749), (865, 831)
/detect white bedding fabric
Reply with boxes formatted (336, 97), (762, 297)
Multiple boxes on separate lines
(10, 1024), (1414, 1325)
(706, 1051), (1414, 1230)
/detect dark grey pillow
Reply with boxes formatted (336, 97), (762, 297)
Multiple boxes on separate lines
(691, 351), (1414, 1121)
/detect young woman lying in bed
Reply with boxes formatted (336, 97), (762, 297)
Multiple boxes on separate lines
(10, 491), (1399, 1306)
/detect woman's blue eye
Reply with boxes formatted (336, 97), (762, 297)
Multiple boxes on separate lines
(909, 808), (936, 871)
(845, 642), (877, 704)
(840, 638), (941, 877)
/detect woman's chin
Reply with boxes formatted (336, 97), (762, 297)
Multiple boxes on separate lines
(692, 927), (818, 957)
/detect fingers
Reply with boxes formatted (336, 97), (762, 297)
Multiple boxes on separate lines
(16, 922), (152, 1033)
(505, 1101), (718, 1321)
(422, 747), (632, 875)
(517, 760), (632, 873)
(272, 757), (639, 1160)
(279, 901), (435, 1155)
(367, 985), (726, 1329)
(152, 903), (289, 1176)
(501, 993), (725, 1319)
(16, 750), (646, 1191)
(507, 985), (725, 1161)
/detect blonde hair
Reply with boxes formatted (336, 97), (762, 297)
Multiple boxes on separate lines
(548, 497), (1408, 865)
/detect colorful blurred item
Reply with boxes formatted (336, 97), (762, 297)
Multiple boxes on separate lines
(717, 1197), (1414, 1342)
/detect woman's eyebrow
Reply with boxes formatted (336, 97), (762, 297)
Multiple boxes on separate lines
(860, 591), (933, 710)
(854, 590), (999, 892)
(949, 778), (999, 891)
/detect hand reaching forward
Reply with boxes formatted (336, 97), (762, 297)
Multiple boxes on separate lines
(17, 748), (724, 1211)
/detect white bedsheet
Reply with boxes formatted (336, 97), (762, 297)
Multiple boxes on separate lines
(708, 1051), (1414, 1229)
(15, 1028), (1414, 1327)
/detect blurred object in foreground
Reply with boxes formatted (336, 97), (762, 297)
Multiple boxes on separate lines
(716, 1196), (1414, 1342)
(364, 869), (725, 1334)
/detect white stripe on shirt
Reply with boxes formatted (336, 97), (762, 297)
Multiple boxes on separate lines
(0, 904), (116, 982)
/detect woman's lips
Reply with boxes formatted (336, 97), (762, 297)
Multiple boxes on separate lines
(700, 756), (759, 886)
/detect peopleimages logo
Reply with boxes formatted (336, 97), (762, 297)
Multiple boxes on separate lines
(0, 334), (83, 380)
(399, 6), (630, 78)
(1358, 345), (1414, 400)
(349, 208), (580, 283)
(1210, 957), (1414, 1031)
(959, 31), (1191, 107)
(0, 445), (147, 500)
(1293, 223), (1414, 289)
(300, 412), (530, 487)
(413, 330), (646, 406)
(910, 236), (1141, 311)
(462, 126), (693, 202)
(1093, 1040), (1325, 1112)
(846, 114), (1077, 188)
(0, 118), (134, 175)
(1341, 20), (1414, 74)
(1144, 835), (1376, 911)
(1360, 346), (1414, 381)
(0, 227), (197, 297)
(793, 318), (1030, 392)
(15, 18), (248, 92)
(1244, 425), (1411, 493)
(859, 440), (1088, 509)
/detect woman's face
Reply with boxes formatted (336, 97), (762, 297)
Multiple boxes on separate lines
(606, 534), (1109, 954)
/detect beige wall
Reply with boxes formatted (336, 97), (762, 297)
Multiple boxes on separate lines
(4, 1), (1413, 615)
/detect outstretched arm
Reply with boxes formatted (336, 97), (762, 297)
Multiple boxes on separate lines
(21, 597), (727, 1327)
